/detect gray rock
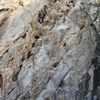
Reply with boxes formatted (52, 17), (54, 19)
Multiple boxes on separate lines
(0, 0), (100, 100)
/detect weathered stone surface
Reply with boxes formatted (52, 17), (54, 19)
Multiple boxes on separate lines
(0, 0), (100, 100)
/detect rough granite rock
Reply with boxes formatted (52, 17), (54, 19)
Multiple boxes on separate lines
(0, 0), (100, 100)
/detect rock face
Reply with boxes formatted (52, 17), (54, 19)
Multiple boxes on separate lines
(0, 0), (100, 100)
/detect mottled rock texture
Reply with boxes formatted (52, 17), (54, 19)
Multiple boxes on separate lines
(0, 0), (100, 100)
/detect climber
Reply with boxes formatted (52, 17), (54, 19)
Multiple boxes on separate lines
(93, 95), (99, 100)
(38, 11), (45, 18)
(37, 5), (48, 24)
(38, 11), (45, 23)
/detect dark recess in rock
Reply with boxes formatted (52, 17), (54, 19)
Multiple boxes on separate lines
(0, 74), (3, 89)
(10, 57), (14, 61)
(53, 0), (57, 3)
(92, 65), (100, 96)
(22, 92), (30, 100)
(20, 64), (23, 69)
(25, 46), (27, 49)
(12, 67), (22, 82)
(71, 0), (74, 3)
(8, 88), (14, 95)
(32, 43), (35, 47)
(15, 94), (21, 100)
(35, 35), (40, 39)
(60, 15), (62, 17)
(75, 91), (78, 100)
(23, 97), (26, 100)
(70, 0), (75, 7)
(21, 56), (25, 62)
(58, 80), (64, 87)
(91, 22), (100, 98)
(53, 62), (59, 68)
(80, 25), (85, 30)
(90, 23), (94, 26)
(76, 73), (90, 99)
(22, 33), (26, 38)
(0, 17), (8, 27)
(63, 43), (66, 47)
(0, 8), (9, 12)
(92, 57), (98, 65)
(61, 10), (64, 13)
(27, 51), (33, 59)
(5, 49), (9, 53)
(66, 4), (70, 7)
(12, 71), (19, 82)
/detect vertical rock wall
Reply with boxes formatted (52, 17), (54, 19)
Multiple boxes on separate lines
(0, 0), (100, 100)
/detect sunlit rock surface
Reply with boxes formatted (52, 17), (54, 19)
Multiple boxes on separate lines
(0, 0), (100, 100)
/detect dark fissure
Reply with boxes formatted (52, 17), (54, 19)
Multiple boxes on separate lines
(75, 73), (90, 100)
(93, 65), (100, 95)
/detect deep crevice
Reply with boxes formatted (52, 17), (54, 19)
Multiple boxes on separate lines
(15, 94), (21, 100)
(63, 43), (66, 47)
(22, 33), (26, 38)
(27, 51), (33, 59)
(0, 8), (9, 12)
(76, 73), (90, 99)
(8, 88), (14, 95)
(58, 80), (64, 87)
(0, 17), (8, 27)
(53, 62), (59, 68)
(12, 71), (19, 82)
(12, 65), (22, 82)
(0, 74), (3, 89)
(32, 43), (35, 47)
(93, 65), (100, 96)
(92, 57), (98, 65)
(35, 36), (40, 39)
(20, 65), (23, 69)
